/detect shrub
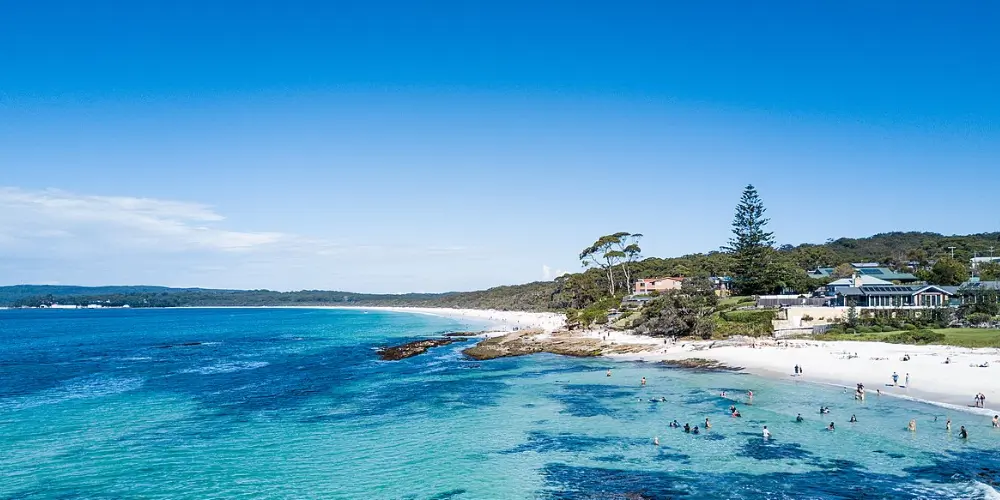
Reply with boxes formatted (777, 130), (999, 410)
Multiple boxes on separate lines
(857, 326), (873, 334)
(870, 326), (882, 333)
(885, 329), (946, 345)
(902, 323), (917, 331)
(965, 312), (992, 326)
(846, 328), (856, 334)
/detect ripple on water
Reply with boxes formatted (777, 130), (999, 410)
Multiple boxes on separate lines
(0, 374), (144, 411)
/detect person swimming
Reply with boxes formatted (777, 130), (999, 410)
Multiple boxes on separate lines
(828, 422), (836, 431)
(796, 413), (804, 422)
(607, 369), (612, 377)
(729, 405), (737, 413)
(850, 414), (858, 423)
(762, 426), (771, 439)
(732, 409), (742, 418)
(908, 419), (917, 432)
(692, 426), (700, 435)
(670, 420), (680, 428)
(660, 397), (666, 402)
(705, 418), (711, 429)
(654, 436), (659, 446)
(683, 423), (691, 433)
(960, 425), (968, 439)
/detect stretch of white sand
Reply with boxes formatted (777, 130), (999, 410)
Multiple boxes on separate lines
(328, 306), (566, 333)
(607, 336), (1000, 414)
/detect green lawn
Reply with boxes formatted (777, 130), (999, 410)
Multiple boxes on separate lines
(815, 328), (1000, 348)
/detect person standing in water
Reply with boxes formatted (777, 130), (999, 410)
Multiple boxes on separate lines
(654, 436), (660, 446)
(762, 426), (771, 439)
(641, 377), (646, 386)
(960, 426), (969, 439)
(993, 415), (999, 428)
(606, 369), (612, 377)
(946, 419), (952, 431)
(705, 418), (711, 429)
(796, 413), (804, 422)
(828, 422), (836, 431)
(908, 419), (917, 432)
(850, 414), (858, 423)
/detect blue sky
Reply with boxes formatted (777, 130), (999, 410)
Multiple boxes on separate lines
(1, 1), (997, 292)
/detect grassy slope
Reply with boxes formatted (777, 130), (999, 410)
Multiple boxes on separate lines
(814, 329), (1000, 348)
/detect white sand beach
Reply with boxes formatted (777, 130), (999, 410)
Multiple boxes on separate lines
(607, 335), (1000, 415)
(330, 306), (567, 333)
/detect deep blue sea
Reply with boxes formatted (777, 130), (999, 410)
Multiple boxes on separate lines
(2, 308), (1000, 499)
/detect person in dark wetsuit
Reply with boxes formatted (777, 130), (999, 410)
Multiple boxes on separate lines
(959, 426), (968, 439)
(796, 413), (804, 422)
(683, 423), (691, 433)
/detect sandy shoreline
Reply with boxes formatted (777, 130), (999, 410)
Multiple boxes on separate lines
(603, 333), (1000, 416)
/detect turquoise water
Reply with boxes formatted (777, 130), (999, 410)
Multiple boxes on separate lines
(2, 308), (999, 499)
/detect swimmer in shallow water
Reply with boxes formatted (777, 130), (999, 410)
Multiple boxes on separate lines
(796, 413), (804, 422)
(653, 436), (659, 446)
(705, 418), (711, 429)
(692, 426), (700, 435)
(683, 423), (691, 433)
(828, 422), (836, 431)
(762, 426), (771, 439)
(946, 419), (951, 432)
(850, 414), (858, 423)
(960, 426), (968, 439)
(908, 419), (917, 432)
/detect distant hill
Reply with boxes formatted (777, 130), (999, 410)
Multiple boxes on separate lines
(3, 231), (997, 311)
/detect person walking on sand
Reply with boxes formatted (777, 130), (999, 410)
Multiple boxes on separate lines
(892, 372), (899, 386)
(794, 364), (799, 375)
(905, 373), (910, 387)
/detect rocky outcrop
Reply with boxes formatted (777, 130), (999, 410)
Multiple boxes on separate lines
(659, 358), (743, 372)
(377, 338), (467, 361)
(462, 330), (656, 360)
(442, 331), (482, 337)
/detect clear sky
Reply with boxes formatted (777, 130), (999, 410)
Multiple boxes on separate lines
(1, 1), (997, 292)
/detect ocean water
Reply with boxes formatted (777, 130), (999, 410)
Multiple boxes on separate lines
(2, 308), (1000, 499)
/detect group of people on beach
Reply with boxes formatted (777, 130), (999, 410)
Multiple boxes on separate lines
(975, 392), (987, 407)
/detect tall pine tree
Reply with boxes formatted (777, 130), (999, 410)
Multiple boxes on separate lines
(723, 185), (777, 295)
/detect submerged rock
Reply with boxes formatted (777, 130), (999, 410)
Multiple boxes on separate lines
(659, 358), (743, 372)
(377, 338), (467, 361)
(442, 331), (482, 337)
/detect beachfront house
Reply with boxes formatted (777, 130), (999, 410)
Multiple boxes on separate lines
(808, 265), (919, 284)
(824, 274), (893, 296)
(633, 277), (683, 295)
(956, 279), (1000, 306)
(833, 284), (957, 309)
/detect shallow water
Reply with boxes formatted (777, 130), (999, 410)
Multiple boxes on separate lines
(2, 308), (999, 499)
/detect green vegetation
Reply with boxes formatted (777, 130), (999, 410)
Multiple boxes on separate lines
(815, 328), (1000, 348)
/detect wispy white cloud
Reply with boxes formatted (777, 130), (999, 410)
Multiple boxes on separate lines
(0, 186), (478, 291)
(0, 187), (283, 253)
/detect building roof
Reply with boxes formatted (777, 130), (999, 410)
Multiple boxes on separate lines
(851, 262), (881, 268)
(959, 280), (1000, 291)
(837, 285), (955, 297)
(827, 276), (892, 287)
(808, 267), (918, 281)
